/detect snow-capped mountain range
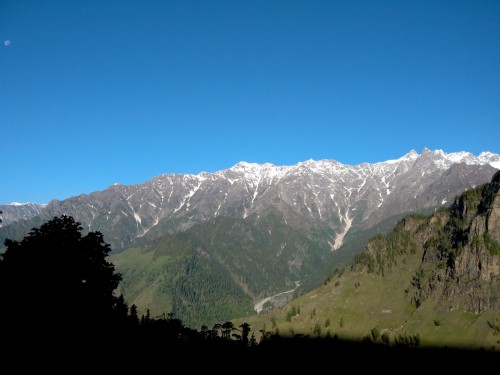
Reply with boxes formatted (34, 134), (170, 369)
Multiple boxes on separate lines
(0, 203), (46, 227)
(1, 148), (499, 252)
(2, 148), (499, 325)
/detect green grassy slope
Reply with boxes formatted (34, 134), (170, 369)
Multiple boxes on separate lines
(235, 173), (500, 350)
(236, 248), (500, 349)
(111, 211), (332, 329)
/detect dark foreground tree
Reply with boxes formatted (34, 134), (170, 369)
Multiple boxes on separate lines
(0, 215), (127, 341)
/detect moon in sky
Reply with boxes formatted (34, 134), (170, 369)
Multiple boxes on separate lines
(4, 40), (11, 46)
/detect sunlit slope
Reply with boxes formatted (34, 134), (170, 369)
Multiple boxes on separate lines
(239, 251), (499, 349)
(236, 171), (500, 349)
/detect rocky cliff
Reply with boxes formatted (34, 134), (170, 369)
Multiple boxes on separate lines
(358, 171), (500, 314)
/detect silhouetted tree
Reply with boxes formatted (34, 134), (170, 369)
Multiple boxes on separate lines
(212, 323), (222, 338)
(221, 321), (234, 340)
(141, 308), (152, 324)
(0, 215), (126, 339)
(200, 324), (210, 339)
(239, 322), (251, 346)
(259, 329), (272, 342)
(249, 332), (257, 346)
(129, 304), (139, 324)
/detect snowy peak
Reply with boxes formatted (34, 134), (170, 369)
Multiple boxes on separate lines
(0, 202), (46, 226)
(231, 161), (277, 171)
(228, 161), (278, 177)
(1, 148), (498, 252)
(411, 148), (500, 170)
(226, 161), (290, 183)
(478, 151), (500, 169)
(375, 150), (419, 165)
(405, 149), (419, 159)
(221, 149), (499, 180)
(8, 202), (47, 207)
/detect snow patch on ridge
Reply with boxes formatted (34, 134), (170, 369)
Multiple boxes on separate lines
(8, 202), (47, 207)
(332, 204), (352, 250)
(431, 149), (500, 170)
(133, 212), (141, 225)
(382, 149), (419, 165)
(172, 179), (204, 214)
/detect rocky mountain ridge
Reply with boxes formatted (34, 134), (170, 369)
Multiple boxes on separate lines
(355, 169), (500, 313)
(0, 203), (46, 227)
(2, 148), (498, 253)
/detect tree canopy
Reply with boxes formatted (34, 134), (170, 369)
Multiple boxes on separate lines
(0, 215), (126, 339)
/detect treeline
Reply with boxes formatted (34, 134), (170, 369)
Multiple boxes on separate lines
(1, 215), (498, 367)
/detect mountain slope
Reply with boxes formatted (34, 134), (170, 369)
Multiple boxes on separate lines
(0, 203), (46, 227)
(112, 232), (255, 328)
(112, 209), (329, 327)
(238, 171), (500, 349)
(2, 149), (498, 254)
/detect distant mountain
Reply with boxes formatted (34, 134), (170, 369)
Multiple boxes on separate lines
(237, 171), (500, 349)
(0, 203), (46, 227)
(2, 149), (498, 251)
(1, 149), (499, 327)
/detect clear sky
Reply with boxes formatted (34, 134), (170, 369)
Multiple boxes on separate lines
(1, 1), (499, 204)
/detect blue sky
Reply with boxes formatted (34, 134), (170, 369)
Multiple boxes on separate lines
(1, 0), (499, 204)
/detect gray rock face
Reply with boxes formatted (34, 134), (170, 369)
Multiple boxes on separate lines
(2, 149), (499, 252)
(442, 188), (500, 313)
(0, 203), (46, 227)
(357, 171), (500, 316)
